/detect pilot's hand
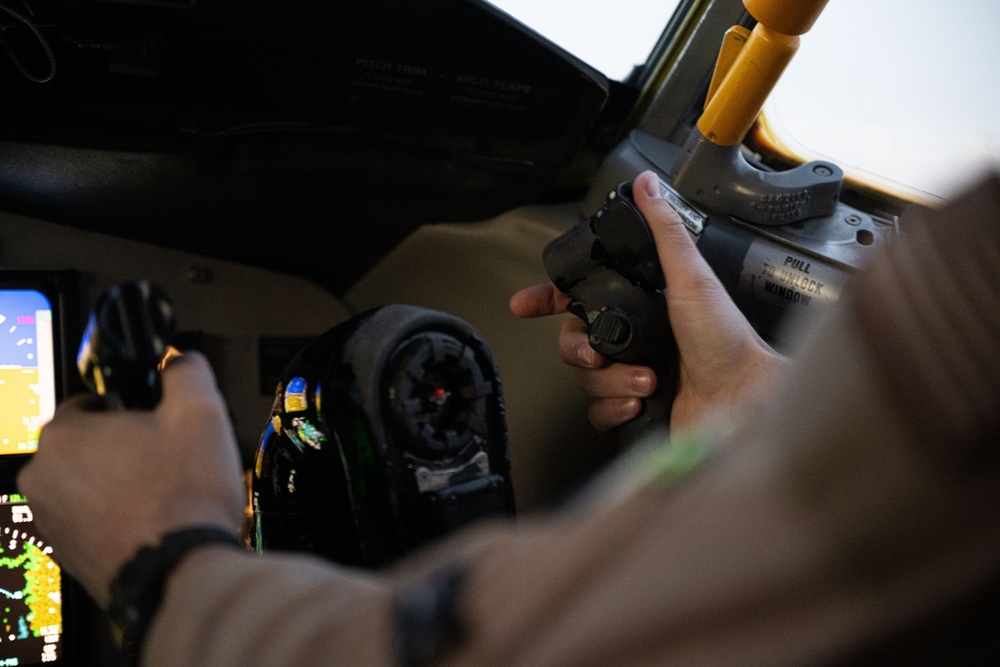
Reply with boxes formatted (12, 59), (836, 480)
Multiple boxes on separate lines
(16, 351), (246, 608)
(510, 170), (787, 433)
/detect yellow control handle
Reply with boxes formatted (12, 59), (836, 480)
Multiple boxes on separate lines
(743, 0), (829, 36)
(698, 0), (831, 147)
(703, 25), (751, 108)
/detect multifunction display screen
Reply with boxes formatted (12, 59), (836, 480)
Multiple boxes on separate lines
(0, 291), (56, 456)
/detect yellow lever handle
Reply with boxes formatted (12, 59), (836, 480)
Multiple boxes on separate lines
(704, 25), (751, 109)
(698, 0), (831, 147)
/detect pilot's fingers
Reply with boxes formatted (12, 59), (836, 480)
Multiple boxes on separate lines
(31, 391), (134, 458)
(572, 363), (655, 400)
(509, 282), (570, 318)
(557, 318), (606, 368)
(49, 391), (105, 420)
(587, 397), (644, 434)
(156, 350), (229, 416)
(156, 351), (242, 474)
(631, 171), (727, 300)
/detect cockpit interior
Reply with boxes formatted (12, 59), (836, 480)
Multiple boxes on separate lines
(0, 0), (996, 664)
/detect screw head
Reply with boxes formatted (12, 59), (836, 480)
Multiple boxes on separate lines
(186, 264), (214, 284)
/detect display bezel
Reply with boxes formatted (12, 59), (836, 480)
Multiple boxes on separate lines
(0, 270), (80, 472)
(0, 270), (84, 666)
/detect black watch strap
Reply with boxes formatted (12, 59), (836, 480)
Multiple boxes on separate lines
(108, 526), (245, 666)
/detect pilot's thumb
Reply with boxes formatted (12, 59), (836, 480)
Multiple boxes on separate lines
(633, 170), (721, 299)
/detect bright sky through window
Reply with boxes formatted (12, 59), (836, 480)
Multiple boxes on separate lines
(488, 0), (999, 201)
(766, 0), (1000, 200)
(486, 1), (681, 81)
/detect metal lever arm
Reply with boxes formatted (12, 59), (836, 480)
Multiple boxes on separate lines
(671, 0), (841, 226)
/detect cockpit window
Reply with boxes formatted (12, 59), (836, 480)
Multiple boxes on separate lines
(486, 0), (684, 81)
(762, 0), (1000, 201)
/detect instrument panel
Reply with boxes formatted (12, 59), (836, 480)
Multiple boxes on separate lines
(0, 212), (355, 666)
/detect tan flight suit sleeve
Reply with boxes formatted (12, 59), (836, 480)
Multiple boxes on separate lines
(145, 172), (1000, 666)
(143, 548), (395, 666)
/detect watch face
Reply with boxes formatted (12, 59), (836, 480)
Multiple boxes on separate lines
(0, 493), (62, 665)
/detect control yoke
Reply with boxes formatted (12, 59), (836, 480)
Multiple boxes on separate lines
(77, 280), (177, 410)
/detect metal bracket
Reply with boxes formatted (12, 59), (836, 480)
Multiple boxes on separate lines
(414, 450), (490, 493)
(669, 128), (843, 226)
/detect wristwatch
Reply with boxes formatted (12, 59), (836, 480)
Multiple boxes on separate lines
(107, 526), (246, 666)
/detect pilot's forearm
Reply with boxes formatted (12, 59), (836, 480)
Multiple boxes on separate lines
(145, 312), (996, 667)
(146, 547), (395, 667)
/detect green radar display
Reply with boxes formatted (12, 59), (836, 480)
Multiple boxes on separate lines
(0, 495), (61, 665)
